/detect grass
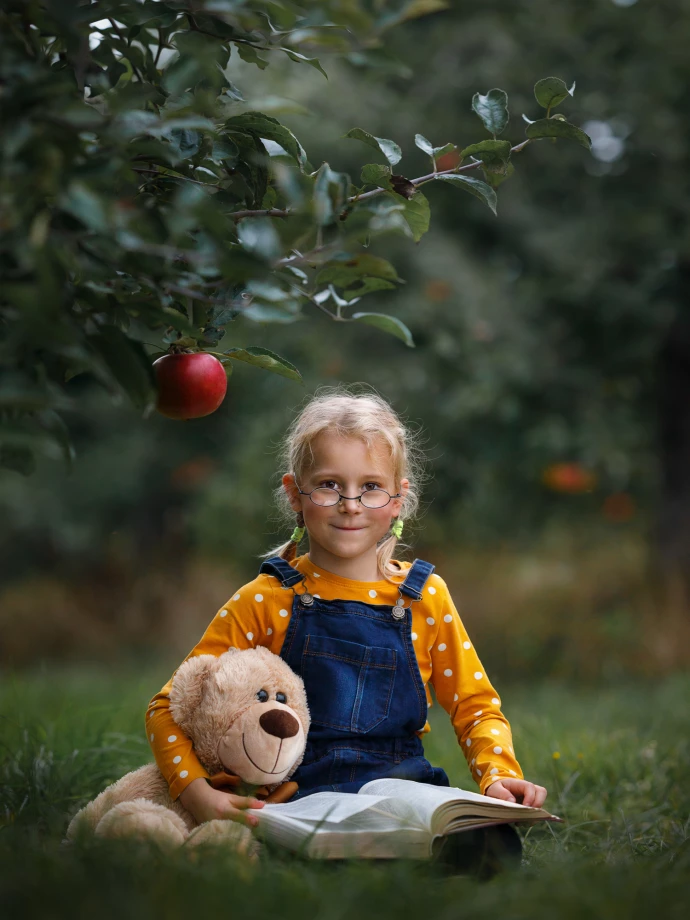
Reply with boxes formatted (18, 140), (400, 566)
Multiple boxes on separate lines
(1, 663), (689, 918)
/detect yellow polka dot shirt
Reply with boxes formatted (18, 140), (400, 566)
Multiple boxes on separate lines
(147, 554), (523, 801)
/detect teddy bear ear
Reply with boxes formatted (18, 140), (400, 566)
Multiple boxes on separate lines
(169, 654), (219, 732)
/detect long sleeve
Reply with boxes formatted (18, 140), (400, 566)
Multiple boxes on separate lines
(428, 581), (523, 794)
(146, 575), (274, 801)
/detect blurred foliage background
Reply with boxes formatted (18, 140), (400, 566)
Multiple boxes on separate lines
(2, 0), (690, 681)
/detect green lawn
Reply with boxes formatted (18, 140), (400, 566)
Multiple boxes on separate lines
(1, 663), (688, 918)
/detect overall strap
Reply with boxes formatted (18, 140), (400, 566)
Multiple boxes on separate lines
(399, 558), (435, 601)
(258, 556), (304, 588)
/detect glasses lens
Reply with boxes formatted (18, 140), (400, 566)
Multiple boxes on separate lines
(360, 489), (390, 509)
(311, 488), (340, 506)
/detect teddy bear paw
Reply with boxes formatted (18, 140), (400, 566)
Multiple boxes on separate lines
(184, 820), (260, 858)
(95, 799), (188, 848)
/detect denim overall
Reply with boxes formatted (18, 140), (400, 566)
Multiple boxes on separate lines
(259, 556), (450, 798)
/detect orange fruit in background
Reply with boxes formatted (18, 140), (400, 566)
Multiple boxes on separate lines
(542, 463), (597, 494)
(434, 147), (461, 172)
(602, 492), (636, 522)
(424, 280), (453, 302)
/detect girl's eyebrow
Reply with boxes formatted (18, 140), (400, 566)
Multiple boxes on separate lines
(311, 471), (387, 480)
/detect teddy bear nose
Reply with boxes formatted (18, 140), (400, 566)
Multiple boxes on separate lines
(259, 708), (299, 739)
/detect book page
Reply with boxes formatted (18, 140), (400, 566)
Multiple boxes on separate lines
(359, 778), (484, 826)
(248, 792), (392, 826)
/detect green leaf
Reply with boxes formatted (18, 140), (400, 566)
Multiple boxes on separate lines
(415, 134), (435, 156)
(351, 313), (415, 347)
(225, 112), (307, 169)
(401, 191), (430, 242)
(471, 89), (510, 137)
(279, 48), (328, 79)
(483, 161), (515, 189)
(361, 164), (392, 187)
(313, 163), (352, 226)
(222, 346), (302, 382)
(434, 174), (498, 215)
(534, 77), (576, 110)
(525, 118), (592, 149)
(341, 277), (397, 301)
(236, 44), (269, 70)
(316, 254), (402, 287)
(459, 139), (512, 166)
(88, 326), (156, 413)
(236, 218), (281, 261)
(344, 128), (402, 166)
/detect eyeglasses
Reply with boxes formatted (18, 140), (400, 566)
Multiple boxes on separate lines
(297, 486), (401, 509)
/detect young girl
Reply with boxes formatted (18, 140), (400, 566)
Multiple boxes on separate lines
(147, 389), (547, 840)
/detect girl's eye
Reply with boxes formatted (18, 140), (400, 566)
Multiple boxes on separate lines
(256, 689), (269, 703)
(320, 480), (339, 490)
(363, 482), (381, 491)
(276, 692), (287, 704)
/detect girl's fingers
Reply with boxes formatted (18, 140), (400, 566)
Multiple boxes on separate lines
(227, 794), (265, 810)
(485, 781), (516, 803)
(533, 785), (548, 807)
(223, 806), (260, 827)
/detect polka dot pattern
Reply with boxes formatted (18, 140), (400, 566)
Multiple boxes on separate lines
(151, 558), (524, 800)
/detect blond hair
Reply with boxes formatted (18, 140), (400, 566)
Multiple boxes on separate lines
(263, 385), (426, 582)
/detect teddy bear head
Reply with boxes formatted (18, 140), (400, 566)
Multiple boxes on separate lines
(169, 647), (309, 787)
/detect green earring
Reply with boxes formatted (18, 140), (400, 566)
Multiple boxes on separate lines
(391, 518), (404, 539)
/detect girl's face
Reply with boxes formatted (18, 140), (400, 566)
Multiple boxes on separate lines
(282, 432), (408, 575)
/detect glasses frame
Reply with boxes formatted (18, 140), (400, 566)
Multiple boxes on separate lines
(297, 485), (402, 509)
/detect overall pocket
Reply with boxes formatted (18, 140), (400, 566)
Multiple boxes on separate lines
(302, 634), (397, 733)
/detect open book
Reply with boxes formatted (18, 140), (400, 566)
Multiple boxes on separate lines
(248, 778), (560, 859)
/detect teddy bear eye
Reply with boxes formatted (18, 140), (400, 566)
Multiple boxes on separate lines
(276, 692), (287, 704)
(256, 689), (269, 703)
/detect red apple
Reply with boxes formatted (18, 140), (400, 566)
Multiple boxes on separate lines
(153, 352), (228, 420)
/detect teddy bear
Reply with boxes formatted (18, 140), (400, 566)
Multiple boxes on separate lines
(65, 646), (310, 852)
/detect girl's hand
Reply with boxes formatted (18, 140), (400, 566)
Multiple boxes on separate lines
(178, 777), (265, 826)
(485, 778), (548, 808)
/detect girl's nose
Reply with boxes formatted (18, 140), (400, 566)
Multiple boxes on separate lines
(339, 497), (362, 512)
